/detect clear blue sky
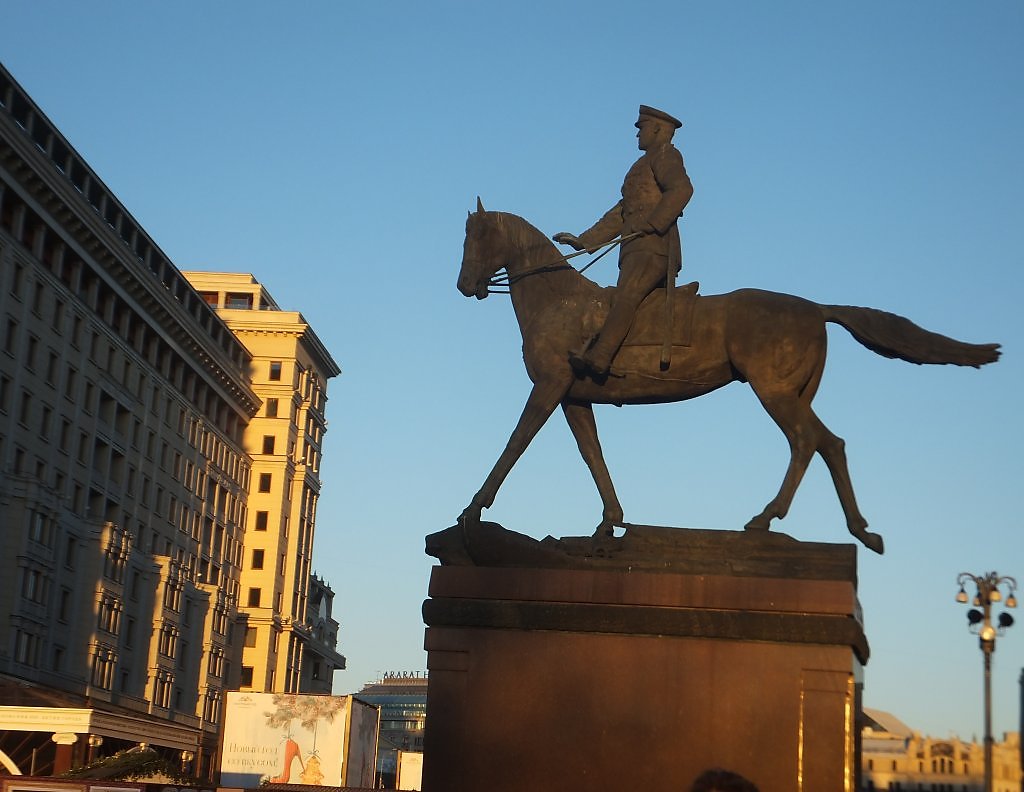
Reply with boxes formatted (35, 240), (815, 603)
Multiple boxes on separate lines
(4, 1), (1022, 740)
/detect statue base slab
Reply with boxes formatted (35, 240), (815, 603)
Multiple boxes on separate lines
(422, 527), (865, 792)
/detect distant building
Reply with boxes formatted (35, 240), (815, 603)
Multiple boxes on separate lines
(301, 573), (345, 694)
(861, 708), (1022, 792)
(182, 272), (344, 694)
(355, 675), (427, 788)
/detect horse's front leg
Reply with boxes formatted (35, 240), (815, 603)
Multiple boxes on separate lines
(460, 377), (571, 524)
(561, 399), (624, 537)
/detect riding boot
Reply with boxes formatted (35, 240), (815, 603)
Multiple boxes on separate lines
(582, 253), (667, 374)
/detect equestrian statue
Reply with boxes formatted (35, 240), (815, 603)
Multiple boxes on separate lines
(455, 107), (1000, 555)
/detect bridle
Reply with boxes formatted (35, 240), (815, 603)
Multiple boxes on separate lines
(482, 231), (639, 295)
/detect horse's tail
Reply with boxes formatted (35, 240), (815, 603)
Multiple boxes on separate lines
(821, 304), (1001, 368)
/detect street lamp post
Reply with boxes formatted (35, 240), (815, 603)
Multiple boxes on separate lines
(956, 571), (1017, 792)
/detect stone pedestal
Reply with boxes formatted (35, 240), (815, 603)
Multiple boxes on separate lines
(421, 528), (866, 792)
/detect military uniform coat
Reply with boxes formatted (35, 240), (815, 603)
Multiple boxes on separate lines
(577, 141), (693, 274)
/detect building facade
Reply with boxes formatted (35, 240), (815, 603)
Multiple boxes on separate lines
(0, 63), (260, 777)
(181, 272), (344, 696)
(861, 708), (1022, 792)
(0, 63), (343, 780)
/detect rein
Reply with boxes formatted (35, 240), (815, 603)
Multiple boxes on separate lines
(486, 233), (639, 294)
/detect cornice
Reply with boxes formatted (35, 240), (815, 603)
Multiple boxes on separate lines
(0, 65), (260, 416)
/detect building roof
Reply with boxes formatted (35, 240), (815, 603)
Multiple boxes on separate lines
(863, 708), (914, 738)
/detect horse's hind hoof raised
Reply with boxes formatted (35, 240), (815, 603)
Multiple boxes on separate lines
(862, 532), (885, 555)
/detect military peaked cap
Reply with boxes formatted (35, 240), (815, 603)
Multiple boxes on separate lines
(635, 105), (682, 129)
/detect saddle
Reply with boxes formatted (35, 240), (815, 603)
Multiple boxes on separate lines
(623, 280), (700, 348)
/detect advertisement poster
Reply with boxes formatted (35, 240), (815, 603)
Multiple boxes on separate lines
(221, 692), (349, 787)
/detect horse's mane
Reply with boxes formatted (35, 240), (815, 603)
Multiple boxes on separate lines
(489, 211), (553, 254)
(479, 210), (596, 295)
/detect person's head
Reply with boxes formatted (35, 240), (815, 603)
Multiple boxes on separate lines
(635, 104), (681, 150)
(690, 768), (760, 792)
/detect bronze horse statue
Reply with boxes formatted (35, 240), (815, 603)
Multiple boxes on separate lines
(456, 201), (1000, 554)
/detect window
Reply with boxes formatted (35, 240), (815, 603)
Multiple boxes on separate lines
(29, 512), (53, 547)
(208, 647), (225, 677)
(153, 672), (173, 707)
(98, 595), (122, 633)
(204, 690), (222, 724)
(212, 603), (228, 635)
(58, 588), (71, 621)
(64, 535), (76, 567)
(64, 366), (77, 399)
(21, 567), (50, 604)
(14, 630), (41, 666)
(247, 588), (262, 607)
(258, 473), (271, 492)
(251, 549), (265, 569)
(244, 627), (258, 648)
(19, 390), (31, 425)
(46, 351), (58, 384)
(262, 435), (275, 454)
(91, 648), (116, 689)
(158, 624), (179, 658)
(239, 666), (254, 688)
(31, 281), (43, 315)
(10, 263), (25, 297)
(225, 292), (253, 309)
(269, 361), (282, 381)
(3, 318), (17, 355)
(254, 511), (268, 531)
(266, 398), (278, 417)
(163, 580), (182, 611)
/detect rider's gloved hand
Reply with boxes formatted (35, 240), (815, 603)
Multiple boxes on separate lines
(552, 232), (584, 251)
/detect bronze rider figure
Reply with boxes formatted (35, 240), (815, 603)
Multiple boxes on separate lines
(554, 104), (693, 376)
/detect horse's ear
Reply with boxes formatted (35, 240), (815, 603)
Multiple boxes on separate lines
(476, 196), (485, 213)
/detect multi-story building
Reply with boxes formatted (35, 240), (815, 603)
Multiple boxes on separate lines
(0, 63), (259, 777)
(181, 272), (344, 695)
(861, 708), (1022, 792)
(0, 63), (343, 780)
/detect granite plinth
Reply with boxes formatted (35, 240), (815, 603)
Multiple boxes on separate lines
(422, 529), (865, 792)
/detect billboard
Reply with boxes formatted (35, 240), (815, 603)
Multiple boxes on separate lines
(221, 693), (359, 787)
(397, 751), (423, 791)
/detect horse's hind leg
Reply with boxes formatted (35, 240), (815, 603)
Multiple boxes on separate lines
(814, 420), (885, 554)
(562, 400), (624, 536)
(749, 388), (885, 555)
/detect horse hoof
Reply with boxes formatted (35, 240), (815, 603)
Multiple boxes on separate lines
(862, 532), (885, 555)
(458, 507), (482, 526)
(744, 516), (770, 532)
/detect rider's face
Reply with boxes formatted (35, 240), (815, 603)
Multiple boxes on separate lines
(636, 119), (664, 151)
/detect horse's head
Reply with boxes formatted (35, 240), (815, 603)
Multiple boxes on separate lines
(458, 197), (507, 300)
